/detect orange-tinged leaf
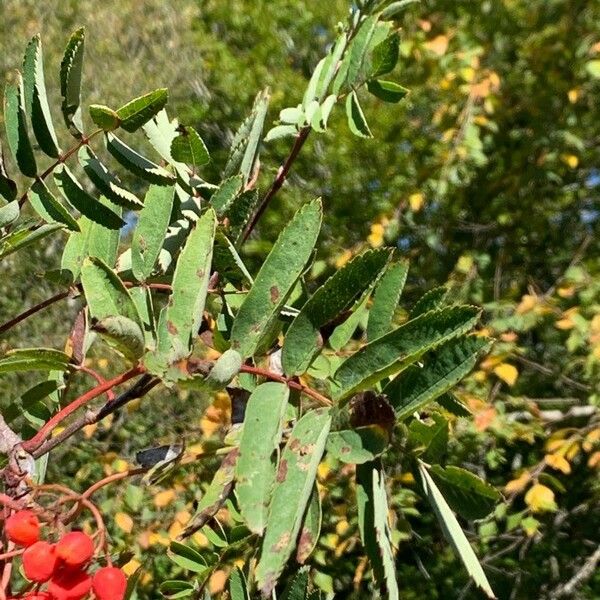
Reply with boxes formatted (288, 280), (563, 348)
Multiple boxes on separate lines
(493, 363), (518, 386)
(516, 294), (538, 314)
(504, 471), (530, 494)
(153, 489), (176, 508)
(587, 451), (600, 469)
(474, 405), (497, 431)
(122, 559), (141, 576)
(424, 34), (449, 56)
(367, 223), (385, 248)
(545, 454), (571, 475)
(335, 249), (353, 268)
(115, 512), (134, 534)
(525, 484), (557, 513)
(209, 570), (228, 594)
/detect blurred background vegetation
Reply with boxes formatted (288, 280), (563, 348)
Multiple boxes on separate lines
(1, 0), (599, 598)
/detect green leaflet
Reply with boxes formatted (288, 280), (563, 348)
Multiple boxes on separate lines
(181, 449), (238, 538)
(164, 208), (216, 353)
(167, 541), (208, 574)
(92, 315), (145, 362)
(326, 426), (388, 464)
(333, 16), (378, 93)
(282, 249), (391, 376)
(210, 175), (243, 217)
(22, 35), (61, 157)
(367, 80), (409, 103)
(416, 462), (496, 599)
(0, 222), (63, 261)
(428, 465), (500, 520)
(0, 348), (71, 374)
(129, 286), (156, 348)
(371, 34), (400, 78)
(356, 461), (399, 600)
(4, 73), (37, 178)
(88, 104), (120, 131)
(367, 259), (409, 341)
(131, 184), (176, 281)
(255, 408), (331, 596)
(317, 32), (347, 99)
(54, 165), (124, 229)
(346, 91), (372, 138)
(331, 306), (481, 402)
(296, 486), (322, 564)
(329, 287), (371, 351)
(230, 199), (322, 358)
(282, 568), (310, 600)
(143, 109), (190, 182)
(80, 257), (143, 331)
(264, 125), (298, 142)
(408, 412), (448, 463)
(223, 88), (269, 184)
(204, 349), (242, 391)
(410, 285), (448, 317)
(228, 568), (249, 600)
(235, 382), (290, 534)
(61, 200), (122, 279)
(116, 88), (169, 132)
(29, 178), (79, 231)
(0, 140), (18, 201)
(224, 189), (259, 247)
(384, 336), (492, 420)
(380, 0), (420, 21)
(105, 132), (176, 185)
(0, 201), (20, 228)
(78, 146), (143, 210)
(171, 125), (210, 169)
(212, 230), (254, 286)
(302, 57), (327, 108)
(60, 27), (85, 136)
(4, 380), (61, 425)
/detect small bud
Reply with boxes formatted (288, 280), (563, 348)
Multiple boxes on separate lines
(22, 540), (57, 582)
(56, 531), (94, 567)
(92, 566), (128, 600)
(5, 510), (40, 547)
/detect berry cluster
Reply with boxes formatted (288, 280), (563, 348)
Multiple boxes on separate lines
(4, 510), (127, 600)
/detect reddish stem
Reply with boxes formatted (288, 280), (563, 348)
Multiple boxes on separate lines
(75, 366), (116, 401)
(22, 365), (145, 453)
(240, 364), (331, 406)
(0, 290), (71, 336)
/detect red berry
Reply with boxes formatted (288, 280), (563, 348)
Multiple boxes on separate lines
(55, 531), (94, 567)
(48, 568), (92, 600)
(22, 540), (58, 582)
(92, 567), (127, 600)
(4, 510), (40, 547)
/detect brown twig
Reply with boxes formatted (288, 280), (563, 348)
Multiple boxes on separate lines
(32, 374), (158, 459)
(0, 290), (72, 336)
(22, 365), (145, 453)
(241, 126), (311, 243)
(240, 364), (331, 406)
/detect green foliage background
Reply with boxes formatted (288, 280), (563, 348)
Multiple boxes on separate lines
(1, 0), (599, 598)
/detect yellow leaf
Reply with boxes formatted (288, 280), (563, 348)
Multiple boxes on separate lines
(168, 520), (184, 540)
(561, 154), (579, 169)
(335, 249), (352, 269)
(148, 531), (171, 546)
(122, 559), (141, 577)
(367, 223), (385, 248)
(555, 318), (574, 330)
(424, 34), (449, 56)
(583, 428), (600, 452)
(587, 451), (600, 469)
(456, 254), (474, 274)
(409, 192), (424, 212)
(97, 358), (109, 369)
(115, 512), (134, 534)
(567, 88), (579, 103)
(83, 423), (98, 439)
(557, 285), (576, 298)
(209, 570), (228, 595)
(153, 489), (176, 508)
(335, 519), (350, 536)
(504, 471), (531, 494)
(460, 66), (475, 82)
(525, 484), (557, 513)
(565, 442), (580, 461)
(500, 332), (518, 343)
(516, 294), (538, 314)
(544, 454), (571, 475)
(493, 363), (518, 386)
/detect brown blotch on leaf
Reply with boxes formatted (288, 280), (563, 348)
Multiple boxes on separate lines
(167, 320), (179, 335)
(276, 458), (288, 482)
(270, 285), (280, 303)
